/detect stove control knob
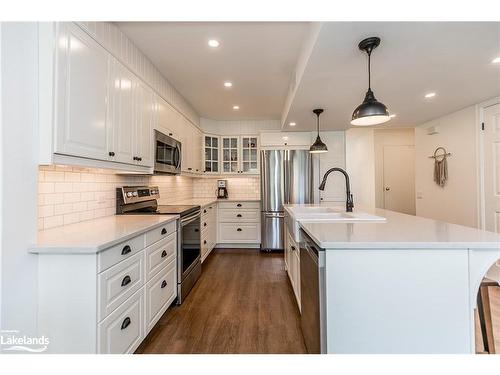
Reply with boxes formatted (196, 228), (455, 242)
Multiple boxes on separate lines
(132, 192), (138, 197)
(151, 190), (156, 195)
(126, 192), (133, 198)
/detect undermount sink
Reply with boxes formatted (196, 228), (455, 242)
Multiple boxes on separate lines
(285, 206), (386, 242)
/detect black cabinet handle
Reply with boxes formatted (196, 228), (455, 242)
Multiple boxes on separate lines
(291, 246), (296, 251)
(204, 222), (207, 227)
(188, 168), (192, 171)
(138, 157), (142, 161)
(133, 156), (138, 161)
(121, 317), (131, 330)
(121, 275), (131, 287)
(168, 133), (173, 136)
(203, 209), (207, 214)
(237, 228), (242, 232)
(121, 245), (131, 255)
(109, 151), (115, 157)
(161, 250), (167, 258)
(161, 228), (167, 235)
(161, 280), (167, 289)
(237, 214), (242, 218)
(204, 240), (207, 244)
(237, 203), (242, 207)
(194, 228), (199, 232)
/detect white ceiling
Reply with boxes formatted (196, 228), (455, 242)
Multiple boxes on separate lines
(283, 22), (500, 131)
(116, 22), (310, 120)
(117, 22), (500, 130)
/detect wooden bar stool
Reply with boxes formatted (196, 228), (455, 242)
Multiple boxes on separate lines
(476, 277), (500, 354)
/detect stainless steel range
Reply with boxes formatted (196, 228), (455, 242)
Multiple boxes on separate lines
(116, 186), (201, 304)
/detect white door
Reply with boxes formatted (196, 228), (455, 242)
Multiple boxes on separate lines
(55, 23), (109, 160)
(483, 103), (500, 232)
(134, 81), (153, 167)
(108, 59), (135, 164)
(383, 145), (416, 215)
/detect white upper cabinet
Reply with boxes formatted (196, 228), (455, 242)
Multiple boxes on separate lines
(55, 23), (110, 160)
(217, 136), (259, 175)
(203, 135), (220, 174)
(156, 95), (182, 141)
(108, 59), (135, 164)
(134, 80), (154, 167)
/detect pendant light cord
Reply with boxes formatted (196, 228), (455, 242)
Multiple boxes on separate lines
(316, 113), (320, 135)
(367, 49), (372, 90)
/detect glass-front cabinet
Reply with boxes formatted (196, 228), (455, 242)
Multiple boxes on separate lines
(241, 136), (258, 173)
(203, 134), (259, 175)
(222, 136), (239, 173)
(204, 135), (219, 173)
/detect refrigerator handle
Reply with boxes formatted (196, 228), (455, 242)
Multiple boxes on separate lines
(260, 150), (267, 209)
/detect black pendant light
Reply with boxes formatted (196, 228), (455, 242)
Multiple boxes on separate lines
(309, 108), (328, 153)
(351, 37), (391, 126)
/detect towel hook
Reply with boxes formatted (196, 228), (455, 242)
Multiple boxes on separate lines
(429, 146), (451, 161)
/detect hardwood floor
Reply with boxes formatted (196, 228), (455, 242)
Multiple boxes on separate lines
(136, 249), (307, 354)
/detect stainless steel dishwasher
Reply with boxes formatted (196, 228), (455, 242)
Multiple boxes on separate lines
(300, 229), (327, 354)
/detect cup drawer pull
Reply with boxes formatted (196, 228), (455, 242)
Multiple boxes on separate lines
(161, 280), (167, 289)
(237, 203), (242, 207)
(121, 245), (131, 255)
(161, 250), (167, 258)
(237, 228), (242, 232)
(236, 214), (242, 218)
(161, 228), (167, 235)
(121, 317), (131, 330)
(121, 275), (132, 287)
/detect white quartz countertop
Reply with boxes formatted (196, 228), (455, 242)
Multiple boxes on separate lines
(291, 206), (500, 249)
(173, 197), (260, 207)
(31, 215), (179, 254)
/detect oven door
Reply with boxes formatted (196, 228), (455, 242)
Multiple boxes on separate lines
(179, 210), (201, 281)
(154, 130), (181, 174)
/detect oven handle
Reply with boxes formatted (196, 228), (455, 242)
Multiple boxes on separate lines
(181, 211), (200, 226)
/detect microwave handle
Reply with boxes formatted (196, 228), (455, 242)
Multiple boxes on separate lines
(174, 146), (181, 169)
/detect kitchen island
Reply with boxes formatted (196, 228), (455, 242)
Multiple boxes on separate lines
(284, 205), (500, 354)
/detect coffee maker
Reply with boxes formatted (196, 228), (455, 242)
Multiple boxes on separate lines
(217, 180), (228, 199)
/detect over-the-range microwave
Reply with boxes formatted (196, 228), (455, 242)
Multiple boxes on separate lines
(154, 129), (181, 174)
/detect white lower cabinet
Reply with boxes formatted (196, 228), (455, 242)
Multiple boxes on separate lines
(145, 259), (177, 332)
(98, 288), (145, 354)
(217, 201), (261, 245)
(201, 203), (217, 262)
(284, 227), (301, 311)
(36, 219), (178, 354)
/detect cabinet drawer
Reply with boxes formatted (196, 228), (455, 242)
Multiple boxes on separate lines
(218, 201), (260, 210)
(145, 232), (176, 280)
(98, 235), (144, 273)
(145, 261), (176, 333)
(145, 220), (177, 247)
(98, 288), (144, 354)
(218, 209), (259, 223)
(219, 223), (260, 243)
(98, 251), (145, 321)
(201, 204), (216, 217)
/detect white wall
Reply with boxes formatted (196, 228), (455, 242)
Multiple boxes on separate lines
(415, 105), (478, 228)
(374, 128), (415, 210)
(345, 128), (376, 211)
(0, 23), (39, 336)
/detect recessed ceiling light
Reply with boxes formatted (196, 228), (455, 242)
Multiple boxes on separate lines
(208, 39), (220, 48)
(224, 81), (233, 88)
(424, 92), (436, 98)
(233, 105), (240, 110)
(389, 114), (397, 118)
(289, 122), (296, 126)
(492, 56), (500, 64)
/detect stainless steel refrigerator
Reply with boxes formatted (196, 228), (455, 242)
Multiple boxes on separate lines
(260, 149), (313, 251)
